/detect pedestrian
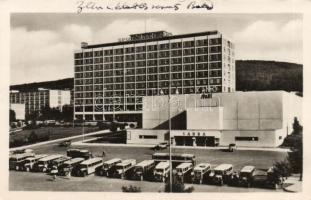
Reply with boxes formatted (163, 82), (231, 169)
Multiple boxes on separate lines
(102, 149), (106, 157)
(51, 165), (58, 181)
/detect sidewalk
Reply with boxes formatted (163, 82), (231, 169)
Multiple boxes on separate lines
(283, 175), (302, 192)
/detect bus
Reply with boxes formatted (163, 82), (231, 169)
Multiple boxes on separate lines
(175, 162), (194, 183)
(113, 159), (136, 179)
(32, 154), (63, 172)
(192, 163), (212, 184)
(153, 161), (170, 182)
(67, 149), (92, 159)
(152, 153), (196, 167)
(96, 158), (122, 177)
(47, 156), (71, 172)
(75, 157), (103, 177)
(58, 157), (85, 176)
(21, 154), (48, 172)
(9, 152), (35, 170)
(209, 164), (233, 185)
(132, 160), (156, 181)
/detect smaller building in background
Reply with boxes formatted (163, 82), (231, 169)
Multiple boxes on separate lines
(10, 103), (26, 120)
(10, 88), (71, 116)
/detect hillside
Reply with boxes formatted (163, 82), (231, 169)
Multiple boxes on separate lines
(236, 60), (302, 93)
(10, 60), (303, 94)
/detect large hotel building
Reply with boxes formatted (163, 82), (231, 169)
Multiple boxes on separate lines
(74, 30), (235, 123)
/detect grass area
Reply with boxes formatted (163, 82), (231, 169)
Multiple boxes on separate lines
(10, 126), (99, 144)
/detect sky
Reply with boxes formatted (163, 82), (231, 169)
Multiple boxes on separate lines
(10, 13), (303, 85)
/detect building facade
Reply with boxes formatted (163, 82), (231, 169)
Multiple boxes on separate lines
(127, 91), (302, 147)
(10, 89), (71, 116)
(74, 31), (235, 122)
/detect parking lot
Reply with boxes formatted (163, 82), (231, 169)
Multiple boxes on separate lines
(9, 141), (288, 192)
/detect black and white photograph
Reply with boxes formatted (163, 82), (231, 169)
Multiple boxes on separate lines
(1, 0), (309, 198)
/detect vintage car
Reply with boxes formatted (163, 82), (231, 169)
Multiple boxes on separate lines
(131, 160), (156, 181)
(9, 152), (35, 170)
(96, 158), (122, 177)
(191, 163), (212, 184)
(153, 161), (170, 182)
(209, 164), (233, 185)
(21, 154), (48, 172)
(113, 159), (136, 179)
(67, 148), (92, 160)
(75, 157), (103, 177)
(239, 165), (256, 187)
(175, 162), (194, 183)
(32, 154), (63, 172)
(58, 157), (85, 176)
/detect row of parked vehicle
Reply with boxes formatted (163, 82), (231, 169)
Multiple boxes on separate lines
(9, 149), (278, 188)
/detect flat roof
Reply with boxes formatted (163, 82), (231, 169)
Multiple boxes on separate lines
(176, 162), (193, 169)
(64, 157), (85, 165)
(116, 159), (136, 166)
(155, 161), (169, 169)
(81, 31), (219, 49)
(39, 154), (63, 162)
(135, 160), (155, 167)
(194, 163), (211, 170)
(104, 158), (122, 165)
(81, 157), (102, 165)
(214, 164), (233, 171)
(240, 165), (255, 173)
(26, 154), (48, 160)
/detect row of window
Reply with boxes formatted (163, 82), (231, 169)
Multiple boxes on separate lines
(75, 62), (223, 74)
(75, 38), (223, 59)
(75, 78), (222, 92)
(75, 53), (223, 66)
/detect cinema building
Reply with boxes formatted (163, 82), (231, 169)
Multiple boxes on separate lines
(74, 30), (302, 147)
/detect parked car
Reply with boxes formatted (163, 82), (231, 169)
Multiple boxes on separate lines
(112, 159), (136, 179)
(59, 140), (71, 147)
(153, 161), (170, 182)
(228, 143), (237, 152)
(131, 160), (156, 181)
(209, 164), (233, 185)
(21, 154), (48, 172)
(47, 156), (71, 172)
(32, 154), (63, 172)
(175, 162), (194, 183)
(152, 142), (169, 150)
(9, 152), (35, 170)
(192, 163), (212, 184)
(75, 157), (103, 177)
(67, 148), (92, 159)
(96, 158), (122, 176)
(239, 165), (256, 187)
(58, 157), (85, 176)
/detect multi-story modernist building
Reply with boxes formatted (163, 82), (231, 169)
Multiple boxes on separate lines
(10, 88), (71, 116)
(74, 30), (235, 124)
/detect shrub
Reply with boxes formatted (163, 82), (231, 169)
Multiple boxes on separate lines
(121, 185), (141, 192)
(164, 179), (194, 193)
(28, 131), (38, 143)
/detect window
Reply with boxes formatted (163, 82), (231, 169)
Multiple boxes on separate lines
(235, 137), (259, 141)
(139, 135), (158, 139)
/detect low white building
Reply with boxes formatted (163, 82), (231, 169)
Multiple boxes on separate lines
(10, 103), (26, 120)
(127, 91), (302, 148)
(10, 88), (71, 115)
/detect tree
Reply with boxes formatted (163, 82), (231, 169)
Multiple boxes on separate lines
(28, 131), (38, 143)
(10, 109), (16, 123)
(62, 105), (73, 122)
